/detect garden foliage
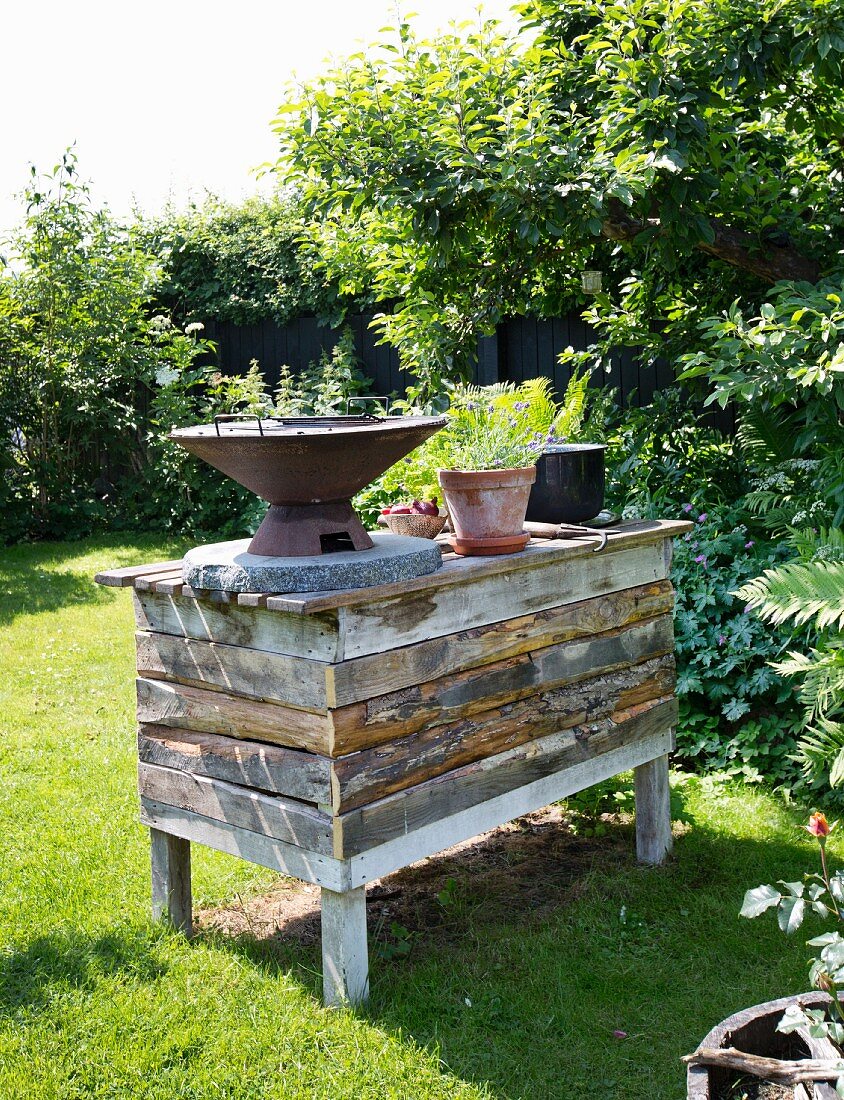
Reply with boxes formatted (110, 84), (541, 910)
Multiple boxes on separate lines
(141, 192), (349, 327)
(272, 0), (844, 397)
(0, 153), (209, 542)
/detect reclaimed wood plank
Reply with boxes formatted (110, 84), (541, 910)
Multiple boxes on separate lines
(337, 697), (678, 857)
(139, 798), (347, 890)
(136, 678), (334, 755)
(332, 655), (675, 811)
(327, 580), (673, 707)
(138, 725), (332, 805)
(265, 520), (691, 616)
(321, 886), (369, 1006)
(138, 763), (334, 854)
(150, 829), (192, 935)
(347, 726), (676, 885)
(133, 591), (341, 662)
(337, 541), (671, 659)
(329, 611), (674, 721)
(134, 569), (184, 592)
(634, 754), (673, 864)
(94, 560), (183, 587)
(135, 632), (331, 711)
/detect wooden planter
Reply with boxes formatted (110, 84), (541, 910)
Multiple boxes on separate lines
(97, 518), (691, 1006)
(687, 993), (838, 1100)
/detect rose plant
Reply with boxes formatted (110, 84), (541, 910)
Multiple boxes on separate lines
(741, 812), (844, 1095)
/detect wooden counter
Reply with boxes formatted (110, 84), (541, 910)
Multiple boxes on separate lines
(97, 518), (692, 1005)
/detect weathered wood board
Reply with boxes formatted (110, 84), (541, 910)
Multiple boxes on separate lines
(337, 696), (678, 856)
(137, 763), (334, 854)
(138, 725), (332, 805)
(330, 613), (674, 747)
(328, 579), (673, 702)
(331, 655), (676, 811)
(345, 729), (676, 885)
(336, 541), (670, 658)
(133, 591), (341, 663)
(135, 631), (333, 711)
(136, 678), (336, 755)
(139, 797), (348, 890)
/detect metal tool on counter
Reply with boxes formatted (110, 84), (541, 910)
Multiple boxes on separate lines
(523, 519), (618, 552)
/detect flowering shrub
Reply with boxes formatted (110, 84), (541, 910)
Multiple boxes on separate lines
(741, 811), (844, 1088)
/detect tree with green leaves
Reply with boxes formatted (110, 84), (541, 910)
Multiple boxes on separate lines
(271, 0), (844, 398)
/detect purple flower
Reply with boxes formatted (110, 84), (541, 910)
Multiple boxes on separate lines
(694, 554), (708, 567)
(718, 634), (726, 646)
(682, 503), (693, 513)
(697, 512), (708, 523)
(514, 401), (529, 411)
(745, 540), (754, 549)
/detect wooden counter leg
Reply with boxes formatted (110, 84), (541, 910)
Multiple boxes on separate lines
(150, 828), (193, 936)
(321, 885), (369, 1007)
(634, 754), (673, 865)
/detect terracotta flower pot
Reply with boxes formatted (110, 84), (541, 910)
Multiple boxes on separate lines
(438, 466), (536, 556)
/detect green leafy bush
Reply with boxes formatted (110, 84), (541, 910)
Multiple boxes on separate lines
(141, 193), (350, 327)
(670, 504), (805, 785)
(0, 152), (208, 543)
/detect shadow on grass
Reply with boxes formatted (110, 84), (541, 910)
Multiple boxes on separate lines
(0, 561), (112, 627)
(0, 533), (190, 627)
(193, 787), (818, 1099)
(0, 927), (169, 1015)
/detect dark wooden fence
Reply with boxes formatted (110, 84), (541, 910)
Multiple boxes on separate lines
(203, 312), (725, 425)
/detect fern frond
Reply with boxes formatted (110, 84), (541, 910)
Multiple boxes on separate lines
(736, 405), (801, 466)
(736, 560), (844, 631)
(773, 645), (844, 720)
(548, 371), (589, 440)
(788, 527), (844, 562)
(799, 716), (844, 788)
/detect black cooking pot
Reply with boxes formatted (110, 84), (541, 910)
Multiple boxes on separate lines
(526, 444), (607, 524)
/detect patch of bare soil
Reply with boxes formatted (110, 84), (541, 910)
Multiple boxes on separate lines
(721, 1079), (794, 1100)
(196, 808), (650, 951)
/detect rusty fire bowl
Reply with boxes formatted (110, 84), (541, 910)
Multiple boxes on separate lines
(170, 414), (446, 557)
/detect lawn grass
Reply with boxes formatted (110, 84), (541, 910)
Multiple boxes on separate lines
(0, 534), (829, 1098)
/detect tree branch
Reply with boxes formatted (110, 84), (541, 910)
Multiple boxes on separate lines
(602, 205), (821, 285)
(682, 1046), (844, 1085)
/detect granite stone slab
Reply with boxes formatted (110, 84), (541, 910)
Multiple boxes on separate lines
(182, 533), (443, 593)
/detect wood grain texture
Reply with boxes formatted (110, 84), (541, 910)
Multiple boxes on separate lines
(134, 570), (183, 592)
(337, 542), (670, 659)
(346, 727), (675, 885)
(136, 678), (334, 755)
(95, 560), (183, 587)
(137, 763), (334, 854)
(321, 886), (369, 1006)
(133, 590), (341, 662)
(135, 631), (331, 711)
(327, 580), (673, 705)
(634, 754), (673, 865)
(263, 520), (692, 616)
(332, 655), (676, 811)
(331, 614), (675, 746)
(138, 725), (332, 805)
(140, 797), (348, 890)
(337, 697), (678, 857)
(150, 828), (192, 935)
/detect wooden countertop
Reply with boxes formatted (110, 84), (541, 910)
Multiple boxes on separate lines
(95, 518), (693, 616)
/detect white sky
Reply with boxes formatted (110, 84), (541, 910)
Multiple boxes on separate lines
(1, 0), (519, 235)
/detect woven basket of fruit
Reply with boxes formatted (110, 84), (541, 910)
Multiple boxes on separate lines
(379, 499), (447, 540)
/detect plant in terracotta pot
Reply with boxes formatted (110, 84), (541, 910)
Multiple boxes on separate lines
(685, 812), (844, 1098)
(437, 398), (548, 556)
